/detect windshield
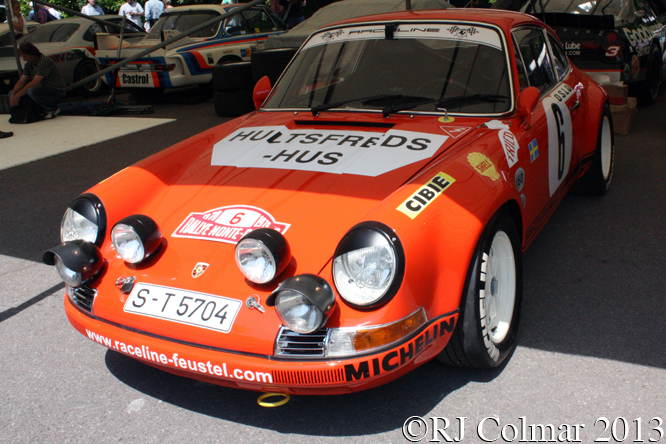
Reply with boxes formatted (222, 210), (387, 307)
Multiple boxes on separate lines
(21, 23), (79, 44)
(150, 12), (221, 38)
(264, 23), (512, 115)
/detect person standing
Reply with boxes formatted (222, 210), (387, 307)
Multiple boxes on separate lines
(278, 0), (305, 28)
(144, 0), (164, 28)
(81, 0), (104, 16)
(118, 0), (144, 28)
(9, 42), (67, 120)
(10, 0), (28, 37)
(31, 3), (49, 24)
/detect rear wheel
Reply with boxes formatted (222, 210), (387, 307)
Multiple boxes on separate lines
(438, 210), (522, 368)
(570, 104), (614, 195)
(74, 59), (103, 97)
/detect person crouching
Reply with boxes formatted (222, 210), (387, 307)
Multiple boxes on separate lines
(9, 42), (67, 121)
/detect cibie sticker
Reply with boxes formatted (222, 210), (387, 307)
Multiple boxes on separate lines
(172, 206), (290, 245)
(468, 152), (499, 181)
(397, 172), (455, 220)
(211, 126), (449, 177)
(499, 129), (519, 168)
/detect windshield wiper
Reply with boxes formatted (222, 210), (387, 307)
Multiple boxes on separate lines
(311, 93), (508, 116)
(311, 94), (431, 116)
(382, 94), (509, 116)
(435, 94), (509, 109)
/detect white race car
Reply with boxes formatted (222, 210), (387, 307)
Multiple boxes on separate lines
(0, 16), (144, 96)
(96, 4), (286, 94)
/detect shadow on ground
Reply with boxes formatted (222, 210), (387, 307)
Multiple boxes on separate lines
(106, 349), (500, 436)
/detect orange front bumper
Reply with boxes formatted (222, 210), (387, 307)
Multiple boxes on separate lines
(65, 294), (458, 395)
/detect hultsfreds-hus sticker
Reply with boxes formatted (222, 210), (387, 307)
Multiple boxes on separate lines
(211, 126), (449, 177)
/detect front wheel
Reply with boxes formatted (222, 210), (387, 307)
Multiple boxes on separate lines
(438, 210), (522, 368)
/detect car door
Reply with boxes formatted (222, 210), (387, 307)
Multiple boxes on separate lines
(510, 26), (584, 244)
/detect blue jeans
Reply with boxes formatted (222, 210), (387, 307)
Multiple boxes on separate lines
(27, 87), (66, 111)
(11, 87), (66, 111)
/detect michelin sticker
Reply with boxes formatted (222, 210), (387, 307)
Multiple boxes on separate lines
(211, 126), (449, 177)
(543, 85), (574, 196)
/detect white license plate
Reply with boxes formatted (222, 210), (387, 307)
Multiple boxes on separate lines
(118, 72), (154, 87)
(124, 283), (241, 333)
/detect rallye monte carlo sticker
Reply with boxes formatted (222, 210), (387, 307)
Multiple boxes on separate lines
(543, 84), (574, 196)
(303, 23), (503, 51)
(397, 172), (455, 219)
(211, 127), (449, 177)
(173, 205), (290, 244)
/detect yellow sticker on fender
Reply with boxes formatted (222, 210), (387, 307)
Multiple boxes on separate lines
(397, 172), (455, 219)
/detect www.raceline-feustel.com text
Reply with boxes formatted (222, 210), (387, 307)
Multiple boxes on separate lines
(402, 416), (665, 442)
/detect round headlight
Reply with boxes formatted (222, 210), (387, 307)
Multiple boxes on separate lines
(112, 224), (144, 263)
(270, 274), (335, 334)
(332, 222), (404, 309)
(111, 215), (161, 264)
(55, 256), (83, 287)
(60, 194), (106, 246)
(276, 290), (325, 334)
(235, 228), (291, 284)
(43, 239), (104, 288)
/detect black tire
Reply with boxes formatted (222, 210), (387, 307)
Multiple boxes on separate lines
(212, 61), (254, 92)
(73, 59), (103, 97)
(570, 104), (614, 195)
(251, 48), (297, 84)
(214, 90), (255, 117)
(633, 45), (661, 106)
(438, 209), (522, 368)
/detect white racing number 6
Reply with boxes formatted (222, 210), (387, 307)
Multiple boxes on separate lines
(543, 95), (573, 196)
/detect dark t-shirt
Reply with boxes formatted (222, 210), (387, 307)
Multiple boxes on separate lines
(279, 0), (304, 18)
(23, 54), (67, 91)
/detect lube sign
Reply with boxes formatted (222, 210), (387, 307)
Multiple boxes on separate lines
(211, 126), (449, 176)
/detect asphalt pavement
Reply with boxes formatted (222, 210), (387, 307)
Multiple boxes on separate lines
(0, 87), (665, 444)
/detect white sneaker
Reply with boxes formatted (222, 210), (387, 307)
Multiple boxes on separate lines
(44, 108), (60, 119)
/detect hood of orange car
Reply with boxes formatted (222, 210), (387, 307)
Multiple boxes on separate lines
(152, 113), (473, 267)
(93, 112), (480, 354)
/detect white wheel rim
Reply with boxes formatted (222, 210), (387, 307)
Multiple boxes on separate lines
(600, 116), (612, 181)
(484, 231), (516, 344)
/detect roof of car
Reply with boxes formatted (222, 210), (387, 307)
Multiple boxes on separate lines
(330, 8), (543, 30)
(160, 4), (242, 13)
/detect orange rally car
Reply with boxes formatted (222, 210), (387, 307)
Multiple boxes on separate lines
(44, 9), (614, 395)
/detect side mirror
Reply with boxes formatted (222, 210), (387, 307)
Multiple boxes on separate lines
(253, 75), (272, 110)
(516, 86), (540, 128)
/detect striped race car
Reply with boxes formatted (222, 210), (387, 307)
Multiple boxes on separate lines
(96, 4), (286, 94)
(0, 16), (143, 96)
